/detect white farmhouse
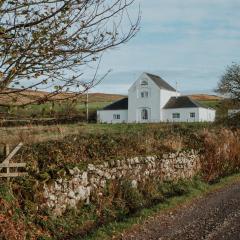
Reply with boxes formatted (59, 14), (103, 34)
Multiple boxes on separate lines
(97, 72), (216, 123)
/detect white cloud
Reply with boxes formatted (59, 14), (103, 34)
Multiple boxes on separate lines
(89, 0), (240, 93)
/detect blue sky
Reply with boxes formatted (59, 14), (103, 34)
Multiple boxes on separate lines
(90, 0), (240, 95)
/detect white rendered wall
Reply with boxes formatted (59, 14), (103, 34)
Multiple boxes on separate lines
(162, 107), (216, 122)
(128, 73), (160, 123)
(198, 108), (216, 122)
(162, 108), (200, 122)
(128, 73), (177, 123)
(97, 110), (128, 123)
(160, 89), (180, 121)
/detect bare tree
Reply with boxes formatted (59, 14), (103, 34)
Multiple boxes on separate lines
(0, 0), (140, 104)
(216, 63), (240, 102)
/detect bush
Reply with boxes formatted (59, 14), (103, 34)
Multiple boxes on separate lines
(200, 128), (240, 182)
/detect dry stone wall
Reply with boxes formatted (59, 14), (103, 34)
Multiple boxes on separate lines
(43, 150), (200, 216)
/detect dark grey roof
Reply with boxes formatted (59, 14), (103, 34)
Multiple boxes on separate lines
(103, 97), (128, 110)
(145, 73), (176, 92)
(163, 96), (208, 109)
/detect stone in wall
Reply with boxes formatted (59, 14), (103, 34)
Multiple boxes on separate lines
(42, 150), (200, 216)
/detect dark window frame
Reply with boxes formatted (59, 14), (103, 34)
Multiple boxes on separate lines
(141, 91), (149, 98)
(190, 112), (196, 118)
(113, 114), (120, 120)
(141, 80), (148, 86)
(172, 113), (180, 119)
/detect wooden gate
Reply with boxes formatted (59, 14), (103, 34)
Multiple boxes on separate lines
(0, 143), (28, 178)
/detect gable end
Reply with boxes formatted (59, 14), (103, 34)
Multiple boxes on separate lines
(145, 73), (176, 92)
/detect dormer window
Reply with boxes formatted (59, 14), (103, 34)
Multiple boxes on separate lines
(141, 80), (148, 86)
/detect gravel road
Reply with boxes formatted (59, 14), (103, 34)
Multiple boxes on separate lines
(120, 180), (240, 240)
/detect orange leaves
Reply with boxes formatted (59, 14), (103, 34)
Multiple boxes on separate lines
(0, 214), (5, 223)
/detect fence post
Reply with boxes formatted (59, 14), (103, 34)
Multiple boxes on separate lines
(4, 144), (10, 157)
(6, 164), (10, 181)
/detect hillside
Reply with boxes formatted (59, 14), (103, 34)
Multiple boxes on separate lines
(189, 94), (222, 101)
(0, 89), (125, 106)
(188, 94), (222, 109)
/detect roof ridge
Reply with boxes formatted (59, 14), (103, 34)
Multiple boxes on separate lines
(144, 72), (176, 92)
(164, 95), (215, 110)
(177, 95), (200, 107)
(145, 72), (160, 78)
(188, 96), (202, 107)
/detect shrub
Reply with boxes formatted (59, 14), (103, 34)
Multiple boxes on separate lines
(200, 128), (240, 182)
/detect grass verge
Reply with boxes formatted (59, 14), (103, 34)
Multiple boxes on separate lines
(82, 174), (240, 240)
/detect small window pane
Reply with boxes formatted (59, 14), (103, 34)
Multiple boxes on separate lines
(172, 113), (180, 119)
(190, 112), (195, 118)
(113, 114), (120, 119)
(141, 91), (149, 98)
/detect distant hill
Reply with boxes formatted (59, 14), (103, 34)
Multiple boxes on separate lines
(188, 94), (223, 101)
(0, 89), (126, 106)
(188, 94), (223, 109)
(0, 88), (223, 110)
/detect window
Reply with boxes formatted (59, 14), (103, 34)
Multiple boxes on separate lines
(141, 80), (148, 86)
(190, 112), (195, 118)
(172, 113), (180, 119)
(141, 91), (149, 98)
(113, 114), (120, 120)
(141, 109), (148, 120)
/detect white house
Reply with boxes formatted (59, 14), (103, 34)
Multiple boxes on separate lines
(97, 72), (216, 123)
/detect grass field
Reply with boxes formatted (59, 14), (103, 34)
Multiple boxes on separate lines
(0, 122), (213, 145)
(0, 91), (221, 119)
(2, 93), (125, 118)
(7, 101), (113, 118)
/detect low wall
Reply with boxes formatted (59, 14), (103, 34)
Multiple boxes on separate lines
(43, 150), (200, 216)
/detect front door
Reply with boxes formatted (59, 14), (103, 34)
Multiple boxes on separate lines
(138, 108), (151, 123)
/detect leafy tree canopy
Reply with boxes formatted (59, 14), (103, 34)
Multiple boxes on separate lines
(216, 63), (240, 102)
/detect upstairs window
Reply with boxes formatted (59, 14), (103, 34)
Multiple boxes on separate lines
(141, 91), (149, 98)
(190, 112), (196, 118)
(113, 114), (120, 120)
(141, 80), (148, 86)
(172, 113), (180, 119)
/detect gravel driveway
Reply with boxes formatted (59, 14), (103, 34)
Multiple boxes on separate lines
(120, 180), (240, 240)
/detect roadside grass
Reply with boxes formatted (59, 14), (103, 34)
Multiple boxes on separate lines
(82, 174), (240, 240)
